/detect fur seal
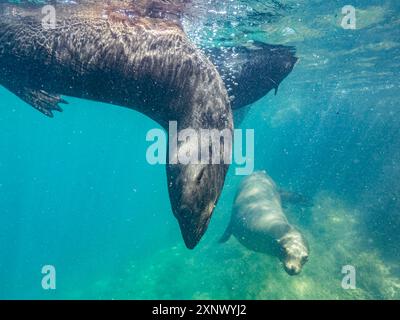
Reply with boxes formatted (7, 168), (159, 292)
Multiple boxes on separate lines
(206, 42), (298, 110)
(0, 1), (232, 249)
(220, 171), (309, 275)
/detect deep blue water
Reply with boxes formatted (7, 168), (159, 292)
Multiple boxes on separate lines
(0, 0), (399, 299)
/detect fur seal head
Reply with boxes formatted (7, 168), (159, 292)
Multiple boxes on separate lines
(279, 228), (309, 275)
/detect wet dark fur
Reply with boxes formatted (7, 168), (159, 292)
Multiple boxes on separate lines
(0, 2), (232, 249)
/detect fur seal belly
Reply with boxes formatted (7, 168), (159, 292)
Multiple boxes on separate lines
(221, 171), (309, 275)
(0, 2), (233, 249)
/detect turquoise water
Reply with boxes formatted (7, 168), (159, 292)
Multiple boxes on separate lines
(0, 0), (399, 299)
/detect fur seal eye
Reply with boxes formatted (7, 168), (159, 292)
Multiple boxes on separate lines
(196, 168), (206, 184)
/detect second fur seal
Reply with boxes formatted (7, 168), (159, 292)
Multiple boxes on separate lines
(220, 171), (309, 275)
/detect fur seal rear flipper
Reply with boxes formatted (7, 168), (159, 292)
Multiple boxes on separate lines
(0, 2), (232, 249)
(206, 42), (298, 111)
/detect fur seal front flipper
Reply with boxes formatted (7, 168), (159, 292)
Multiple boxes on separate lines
(278, 189), (313, 209)
(0, 2), (233, 249)
(219, 222), (232, 243)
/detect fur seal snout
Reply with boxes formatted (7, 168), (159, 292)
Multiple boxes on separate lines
(220, 171), (309, 275)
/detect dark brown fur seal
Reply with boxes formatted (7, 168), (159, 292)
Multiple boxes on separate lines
(0, 1), (232, 249)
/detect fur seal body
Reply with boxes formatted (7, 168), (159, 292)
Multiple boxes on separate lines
(0, 1), (232, 249)
(221, 171), (309, 275)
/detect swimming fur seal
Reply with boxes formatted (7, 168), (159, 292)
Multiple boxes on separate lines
(220, 171), (309, 275)
(207, 42), (298, 125)
(0, 1), (232, 249)
(206, 42), (298, 110)
(0, 1), (298, 249)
